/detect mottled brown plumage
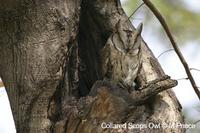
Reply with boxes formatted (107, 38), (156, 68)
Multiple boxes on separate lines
(100, 21), (143, 90)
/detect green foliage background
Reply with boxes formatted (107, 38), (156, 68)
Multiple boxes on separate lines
(123, 0), (200, 43)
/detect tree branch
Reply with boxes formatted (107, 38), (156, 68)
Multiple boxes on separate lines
(126, 2), (145, 21)
(157, 49), (174, 58)
(0, 81), (4, 87)
(142, 0), (200, 100)
(131, 76), (178, 105)
(190, 68), (200, 72)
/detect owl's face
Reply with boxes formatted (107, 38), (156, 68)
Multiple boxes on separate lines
(112, 23), (143, 56)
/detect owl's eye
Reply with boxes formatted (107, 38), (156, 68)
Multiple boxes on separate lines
(112, 34), (127, 54)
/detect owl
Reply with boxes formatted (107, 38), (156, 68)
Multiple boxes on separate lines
(100, 21), (143, 90)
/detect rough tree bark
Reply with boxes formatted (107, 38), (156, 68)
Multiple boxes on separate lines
(0, 0), (184, 133)
(0, 81), (3, 87)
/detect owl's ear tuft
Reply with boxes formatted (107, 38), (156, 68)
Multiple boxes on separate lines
(133, 23), (143, 38)
(129, 23), (143, 50)
(136, 23), (143, 35)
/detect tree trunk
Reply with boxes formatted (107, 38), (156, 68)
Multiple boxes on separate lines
(0, 0), (81, 132)
(0, 0), (184, 133)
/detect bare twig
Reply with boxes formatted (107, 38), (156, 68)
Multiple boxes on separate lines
(190, 68), (200, 72)
(176, 77), (189, 81)
(126, 2), (145, 22)
(142, 0), (200, 100)
(157, 49), (174, 58)
(193, 120), (200, 125)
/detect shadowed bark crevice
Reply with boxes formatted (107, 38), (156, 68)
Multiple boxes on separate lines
(78, 5), (107, 96)
(77, 0), (125, 97)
